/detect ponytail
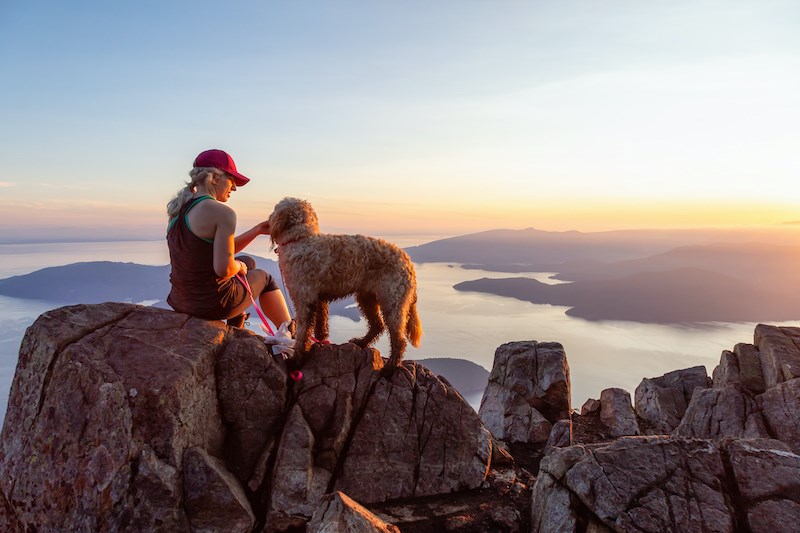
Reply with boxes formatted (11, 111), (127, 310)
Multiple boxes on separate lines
(166, 167), (225, 218)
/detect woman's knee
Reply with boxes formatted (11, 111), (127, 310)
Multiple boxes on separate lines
(246, 268), (268, 291)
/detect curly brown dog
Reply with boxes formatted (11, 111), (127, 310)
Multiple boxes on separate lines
(267, 197), (423, 370)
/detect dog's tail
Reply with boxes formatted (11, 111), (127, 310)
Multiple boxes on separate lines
(406, 293), (423, 347)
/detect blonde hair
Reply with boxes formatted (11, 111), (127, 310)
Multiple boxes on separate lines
(166, 167), (225, 218)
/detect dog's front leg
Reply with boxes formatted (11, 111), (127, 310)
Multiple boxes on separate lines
(292, 303), (316, 367)
(314, 301), (329, 341)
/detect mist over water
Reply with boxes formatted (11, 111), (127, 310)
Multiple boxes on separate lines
(1, 239), (797, 419)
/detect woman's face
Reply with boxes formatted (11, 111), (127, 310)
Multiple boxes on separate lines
(212, 174), (236, 202)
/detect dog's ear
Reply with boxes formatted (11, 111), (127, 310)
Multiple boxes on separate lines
(268, 203), (288, 245)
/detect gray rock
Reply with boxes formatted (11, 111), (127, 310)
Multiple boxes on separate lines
(758, 377), (800, 452)
(308, 491), (400, 533)
(599, 388), (639, 437)
(545, 419), (572, 453)
(0, 303), (496, 531)
(479, 341), (570, 443)
(580, 398), (600, 416)
(532, 437), (735, 532)
(268, 344), (492, 523)
(723, 438), (800, 532)
(634, 366), (709, 434)
(183, 447), (255, 533)
(673, 387), (768, 440)
(0, 303), (225, 532)
(216, 334), (287, 486)
(532, 436), (800, 533)
(712, 344), (765, 394)
(754, 324), (800, 388)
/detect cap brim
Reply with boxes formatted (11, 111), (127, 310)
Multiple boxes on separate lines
(228, 171), (250, 187)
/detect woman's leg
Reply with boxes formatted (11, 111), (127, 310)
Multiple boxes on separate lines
(246, 269), (291, 328)
(260, 289), (292, 328)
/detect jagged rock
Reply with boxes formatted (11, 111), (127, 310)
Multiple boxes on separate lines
(673, 387), (768, 440)
(216, 334), (287, 487)
(634, 366), (709, 434)
(308, 491), (400, 533)
(0, 303), (226, 532)
(532, 437), (733, 532)
(580, 398), (600, 416)
(723, 438), (800, 532)
(758, 378), (800, 452)
(0, 303), (494, 531)
(479, 341), (570, 443)
(754, 324), (800, 388)
(713, 343), (765, 394)
(335, 359), (491, 501)
(532, 436), (800, 533)
(673, 339), (800, 446)
(599, 388), (639, 437)
(544, 419), (572, 452)
(183, 447), (255, 532)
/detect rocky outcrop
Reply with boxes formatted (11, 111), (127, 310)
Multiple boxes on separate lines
(530, 324), (800, 532)
(5, 304), (800, 533)
(674, 325), (800, 452)
(599, 388), (639, 437)
(478, 341), (570, 444)
(634, 366), (709, 434)
(0, 303), (492, 532)
(531, 436), (800, 533)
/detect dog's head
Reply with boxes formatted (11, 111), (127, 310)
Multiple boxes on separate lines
(268, 197), (320, 247)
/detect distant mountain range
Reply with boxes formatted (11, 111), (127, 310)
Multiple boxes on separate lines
(406, 226), (800, 271)
(448, 238), (800, 323)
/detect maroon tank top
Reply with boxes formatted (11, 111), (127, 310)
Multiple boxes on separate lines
(166, 196), (245, 319)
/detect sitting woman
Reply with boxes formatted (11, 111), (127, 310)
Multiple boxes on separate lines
(166, 149), (291, 329)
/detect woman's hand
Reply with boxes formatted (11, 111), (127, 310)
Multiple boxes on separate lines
(256, 220), (271, 235)
(237, 259), (249, 275)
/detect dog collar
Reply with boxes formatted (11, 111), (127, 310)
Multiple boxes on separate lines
(275, 236), (306, 254)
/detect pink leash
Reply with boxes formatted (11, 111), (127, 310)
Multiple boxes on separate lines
(236, 273), (274, 335)
(236, 273), (303, 381)
(236, 272), (325, 343)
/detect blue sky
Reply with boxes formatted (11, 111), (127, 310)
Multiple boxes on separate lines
(1, 1), (799, 242)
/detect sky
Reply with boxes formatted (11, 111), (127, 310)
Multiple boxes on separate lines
(1, 0), (799, 243)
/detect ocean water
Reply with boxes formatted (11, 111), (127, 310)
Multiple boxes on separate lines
(1, 239), (796, 419)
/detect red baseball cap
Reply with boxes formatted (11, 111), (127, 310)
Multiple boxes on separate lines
(193, 149), (250, 186)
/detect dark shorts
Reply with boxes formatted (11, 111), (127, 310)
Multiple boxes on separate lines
(225, 270), (280, 319)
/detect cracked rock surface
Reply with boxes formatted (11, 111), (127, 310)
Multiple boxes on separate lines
(0, 304), (492, 532)
(478, 341), (570, 444)
(532, 436), (800, 533)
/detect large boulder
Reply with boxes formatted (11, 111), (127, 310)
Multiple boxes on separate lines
(267, 344), (492, 526)
(478, 341), (570, 444)
(674, 330), (800, 451)
(634, 366), (709, 434)
(531, 436), (800, 533)
(754, 324), (800, 388)
(0, 303), (230, 532)
(599, 388), (639, 437)
(0, 303), (493, 532)
(713, 343), (765, 394)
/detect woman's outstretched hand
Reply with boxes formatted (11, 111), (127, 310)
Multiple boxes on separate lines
(257, 220), (271, 235)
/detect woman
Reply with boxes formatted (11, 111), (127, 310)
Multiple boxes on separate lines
(166, 149), (291, 329)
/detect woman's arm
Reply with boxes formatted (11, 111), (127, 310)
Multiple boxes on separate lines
(213, 208), (245, 278)
(234, 220), (270, 253)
